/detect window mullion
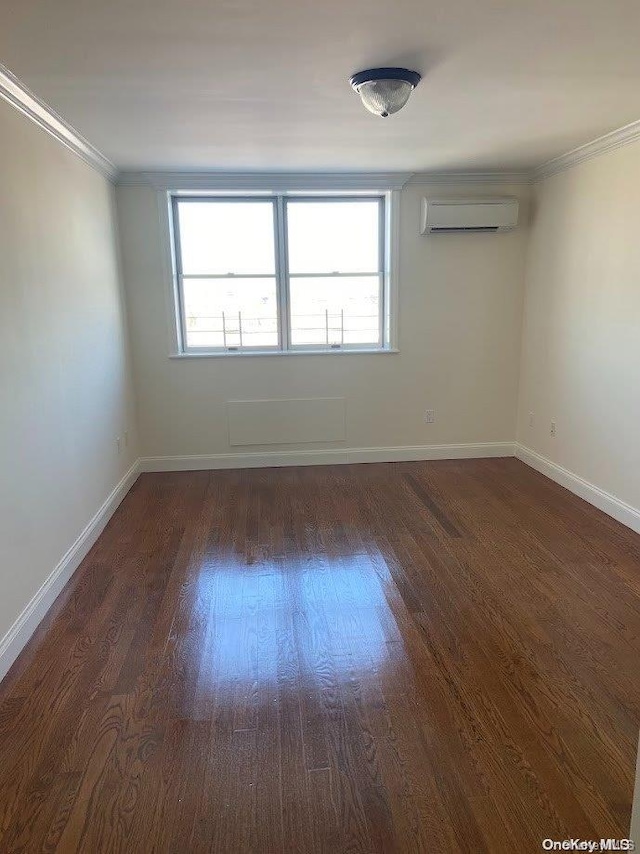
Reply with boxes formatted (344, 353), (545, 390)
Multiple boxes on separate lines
(275, 195), (291, 351)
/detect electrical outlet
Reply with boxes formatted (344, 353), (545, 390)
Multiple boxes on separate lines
(116, 436), (122, 454)
(424, 409), (435, 424)
(528, 411), (535, 428)
(550, 420), (556, 437)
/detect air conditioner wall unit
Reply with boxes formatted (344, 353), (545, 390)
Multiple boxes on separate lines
(421, 197), (519, 234)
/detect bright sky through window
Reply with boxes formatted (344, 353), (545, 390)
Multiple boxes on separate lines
(173, 195), (387, 352)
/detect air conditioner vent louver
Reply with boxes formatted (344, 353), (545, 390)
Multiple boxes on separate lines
(421, 197), (518, 234)
(430, 226), (500, 233)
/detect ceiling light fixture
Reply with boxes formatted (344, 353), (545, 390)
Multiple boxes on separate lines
(350, 67), (421, 118)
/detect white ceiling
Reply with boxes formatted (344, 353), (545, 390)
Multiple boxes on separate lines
(3, 0), (640, 173)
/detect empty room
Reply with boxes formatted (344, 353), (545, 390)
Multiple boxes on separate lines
(1, 1), (639, 851)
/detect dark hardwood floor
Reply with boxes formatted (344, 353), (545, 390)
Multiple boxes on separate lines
(0, 459), (639, 852)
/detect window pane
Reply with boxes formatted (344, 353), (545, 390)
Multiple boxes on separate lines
(287, 200), (381, 274)
(182, 277), (278, 349)
(177, 200), (275, 275)
(289, 276), (381, 347)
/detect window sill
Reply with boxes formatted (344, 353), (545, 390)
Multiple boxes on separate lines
(169, 348), (399, 359)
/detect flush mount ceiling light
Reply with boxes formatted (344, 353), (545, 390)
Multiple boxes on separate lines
(350, 67), (421, 118)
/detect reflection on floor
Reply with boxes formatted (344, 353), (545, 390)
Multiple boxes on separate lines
(0, 459), (639, 853)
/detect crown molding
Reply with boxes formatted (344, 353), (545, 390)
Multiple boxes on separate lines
(408, 170), (532, 185)
(117, 169), (537, 190)
(0, 63), (117, 181)
(533, 118), (640, 182)
(116, 171), (414, 191)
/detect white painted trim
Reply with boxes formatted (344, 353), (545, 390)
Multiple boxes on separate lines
(119, 170), (536, 190)
(156, 191), (183, 356)
(117, 171), (413, 191)
(515, 445), (640, 535)
(0, 63), (117, 181)
(386, 189), (401, 350)
(0, 460), (141, 684)
(408, 171), (532, 185)
(533, 118), (640, 182)
(168, 348), (400, 359)
(140, 442), (515, 472)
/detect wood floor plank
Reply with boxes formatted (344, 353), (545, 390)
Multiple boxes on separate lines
(0, 458), (638, 852)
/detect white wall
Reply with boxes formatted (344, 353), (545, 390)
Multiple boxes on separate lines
(517, 143), (640, 519)
(117, 181), (529, 462)
(0, 98), (139, 675)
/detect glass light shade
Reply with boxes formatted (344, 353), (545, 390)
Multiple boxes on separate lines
(355, 78), (414, 117)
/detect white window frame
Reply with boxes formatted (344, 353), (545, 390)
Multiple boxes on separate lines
(160, 185), (401, 358)
(172, 194), (282, 354)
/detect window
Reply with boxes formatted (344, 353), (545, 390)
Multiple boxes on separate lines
(171, 193), (394, 354)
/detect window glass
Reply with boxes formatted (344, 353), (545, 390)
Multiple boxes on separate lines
(289, 276), (381, 347)
(182, 277), (279, 349)
(286, 200), (380, 274)
(172, 195), (387, 352)
(177, 200), (275, 276)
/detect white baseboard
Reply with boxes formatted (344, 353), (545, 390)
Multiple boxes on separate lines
(0, 459), (141, 684)
(515, 444), (640, 535)
(140, 442), (515, 472)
